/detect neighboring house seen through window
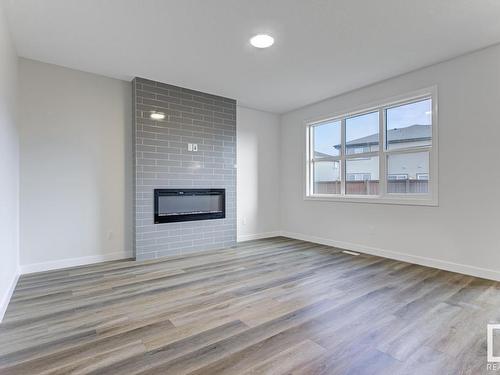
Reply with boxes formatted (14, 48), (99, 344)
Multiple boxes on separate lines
(306, 88), (437, 205)
(388, 174), (408, 180)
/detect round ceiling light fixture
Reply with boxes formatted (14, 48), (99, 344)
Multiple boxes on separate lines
(150, 111), (165, 120)
(250, 34), (274, 48)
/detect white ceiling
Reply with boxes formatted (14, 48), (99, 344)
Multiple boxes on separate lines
(4, 0), (500, 113)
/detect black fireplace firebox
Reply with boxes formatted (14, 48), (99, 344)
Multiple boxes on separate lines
(154, 189), (225, 224)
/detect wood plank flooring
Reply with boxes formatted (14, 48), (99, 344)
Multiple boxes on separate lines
(1, 237), (499, 374)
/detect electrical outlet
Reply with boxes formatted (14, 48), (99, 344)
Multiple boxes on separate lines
(192, 144), (198, 152)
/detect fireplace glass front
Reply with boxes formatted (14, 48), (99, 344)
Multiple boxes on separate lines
(154, 189), (225, 223)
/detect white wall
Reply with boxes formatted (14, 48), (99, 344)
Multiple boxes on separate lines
(280, 44), (500, 280)
(237, 106), (281, 241)
(19, 59), (133, 272)
(0, 2), (19, 321)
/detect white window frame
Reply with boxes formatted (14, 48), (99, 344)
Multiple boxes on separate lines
(304, 86), (438, 206)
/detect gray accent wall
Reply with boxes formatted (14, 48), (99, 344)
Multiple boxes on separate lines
(133, 78), (236, 260)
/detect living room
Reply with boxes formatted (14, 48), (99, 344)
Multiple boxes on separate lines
(1, 1), (500, 374)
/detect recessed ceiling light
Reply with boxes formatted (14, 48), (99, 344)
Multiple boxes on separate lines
(150, 112), (165, 120)
(250, 34), (274, 49)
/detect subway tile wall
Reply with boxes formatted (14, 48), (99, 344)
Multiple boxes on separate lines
(133, 78), (236, 260)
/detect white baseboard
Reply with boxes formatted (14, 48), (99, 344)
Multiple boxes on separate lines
(0, 268), (20, 322)
(281, 231), (500, 282)
(237, 231), (281, 242)
(20, 250), (133, 275)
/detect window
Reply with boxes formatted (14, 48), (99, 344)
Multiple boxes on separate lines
(416, 173), (429, 180)
(306, 88), (437, 205)
(345, 112), (379, 155)
(345, 156), (379, 195)
(346, 173), (372, 181)
(387, 151), (429, 193)
(388, 174), (408, 180)
(310, 120), (341, 194)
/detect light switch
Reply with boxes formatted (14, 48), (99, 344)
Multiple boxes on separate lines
(187, 143), (193, 151)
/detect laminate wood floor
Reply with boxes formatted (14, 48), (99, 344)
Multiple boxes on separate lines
(1, 237), (499, 374)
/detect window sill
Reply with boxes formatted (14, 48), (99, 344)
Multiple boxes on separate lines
(304, 194), (438, 207)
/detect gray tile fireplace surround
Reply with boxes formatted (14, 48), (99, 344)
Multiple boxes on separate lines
(133, 78), (236, 260)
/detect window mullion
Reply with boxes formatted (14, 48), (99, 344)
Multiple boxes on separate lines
(379, 108), (386, 197)
(384, 145), (432, 155)
(340, 118), (346, 196)
(308, 126), (314, 195)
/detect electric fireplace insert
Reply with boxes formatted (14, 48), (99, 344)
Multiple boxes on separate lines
(154, 188), (225, 223)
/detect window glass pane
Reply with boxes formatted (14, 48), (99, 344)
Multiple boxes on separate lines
(313, 161), (340, 194)
(345, 156), (379, 195)
(386, 98), (432, 150)
(387, 151), (429, 193)
(313, 120), (341, 159)
(346, 111), (379, 155)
